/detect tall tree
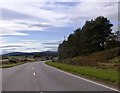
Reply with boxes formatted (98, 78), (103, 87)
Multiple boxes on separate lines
(58, 16), (119, 60)
(92, 16), (113, 50)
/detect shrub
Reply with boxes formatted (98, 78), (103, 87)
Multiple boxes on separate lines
(8, 58), (18, 63)
(61, 47), (120, 67)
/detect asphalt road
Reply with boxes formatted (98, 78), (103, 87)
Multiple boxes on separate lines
(2, 61), (119, 91)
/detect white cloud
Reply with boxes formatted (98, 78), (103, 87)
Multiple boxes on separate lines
(1, 39), (61, 54)
(0, 20), (45, 36)
(0, 2), (72, 36)
(0, 0), (119, 3)
(0, 1), (118, 36)
(0, 1), (118, 53)
(0, 28), (28, 36)
(66, 2), (118, 31)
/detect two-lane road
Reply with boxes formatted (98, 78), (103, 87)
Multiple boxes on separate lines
(2, 61), (119, 91)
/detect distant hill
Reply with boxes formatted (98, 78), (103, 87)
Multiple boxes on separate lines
(39, 51), (58, 57)
(2, 51), (58, 57)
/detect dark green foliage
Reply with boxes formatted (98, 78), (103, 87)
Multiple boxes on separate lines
(33, 53), (41, 58)
(8, 58), (18, 63)
(58, 16), (120, 60)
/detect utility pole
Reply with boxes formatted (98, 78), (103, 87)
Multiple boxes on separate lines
(64, 36), (66, 41)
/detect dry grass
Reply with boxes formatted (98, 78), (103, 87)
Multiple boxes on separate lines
(60, 47), (120, 69)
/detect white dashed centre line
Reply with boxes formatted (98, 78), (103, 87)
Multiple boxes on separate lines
(33, 72), (36, 76)
(32, 68), (34, 69)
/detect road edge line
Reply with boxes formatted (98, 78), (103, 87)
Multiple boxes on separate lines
(45, 62), (120, 92)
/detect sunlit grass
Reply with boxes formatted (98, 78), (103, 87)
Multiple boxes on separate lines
(46, 61), (118, 87)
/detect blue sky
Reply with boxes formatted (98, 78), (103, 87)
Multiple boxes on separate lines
(0, 0), (119, 54)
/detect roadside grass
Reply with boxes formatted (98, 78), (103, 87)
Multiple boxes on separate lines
(8, 56), (26, 59)
(61, 47), (120, 68)
(0, 62), (26, 68)
(45, 61), (119, 87)
(109, 56), (120, 63)
(0, 57), (36, 68)
(0, 60), (37, 68)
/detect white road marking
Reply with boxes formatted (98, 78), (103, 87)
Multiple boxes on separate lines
(45, 63), (120, 92)
(33, 72), (36, 76)
(32, 68), (34, 69)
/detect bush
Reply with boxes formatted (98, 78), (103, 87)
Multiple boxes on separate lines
(8, 58), (18, 63)
(60, 47), (120, 67)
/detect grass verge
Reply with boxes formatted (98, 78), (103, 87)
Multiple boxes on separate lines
(45, 61), (118, 88)
(0, 62), (26, 68)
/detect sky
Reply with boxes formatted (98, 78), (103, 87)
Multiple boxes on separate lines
(0, 0), (119, 54)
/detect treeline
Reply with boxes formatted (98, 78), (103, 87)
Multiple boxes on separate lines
(58, 16), (120, 60)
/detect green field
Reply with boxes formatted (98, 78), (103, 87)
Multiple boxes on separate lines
(45, 61), (119, 87)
